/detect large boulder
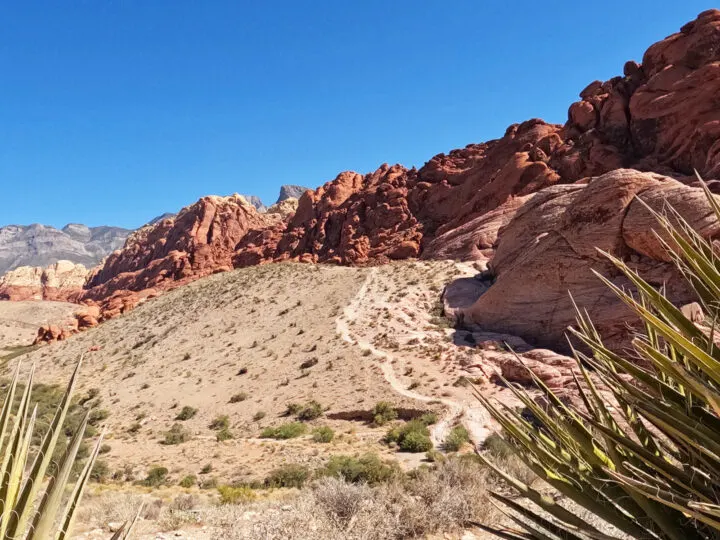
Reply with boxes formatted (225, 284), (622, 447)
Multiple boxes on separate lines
(462, 169), (720, 350)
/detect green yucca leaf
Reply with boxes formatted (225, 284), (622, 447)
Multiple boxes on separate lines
(28, 410), (91, 540)
(488, 492), (586, 540)
(55, 430), (105, 540)
(0, 358), (131, 540)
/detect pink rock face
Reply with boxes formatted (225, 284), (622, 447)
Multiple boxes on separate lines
(0, 261), (89, 302)
(462, 169), (720, 351)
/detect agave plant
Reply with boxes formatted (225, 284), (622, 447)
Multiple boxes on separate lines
(476, 177), (720, 539)
(0, 358), (136, 539)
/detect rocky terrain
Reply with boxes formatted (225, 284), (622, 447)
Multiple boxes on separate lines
(0, 260), (90, 302)
(26, 10), (717, 355)
(0, 223), (130, 275)
(2, 11), (718, 539)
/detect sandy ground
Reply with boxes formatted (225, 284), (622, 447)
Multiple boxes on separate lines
(1, 261), (529, 538)
(0, 299), (77, 350)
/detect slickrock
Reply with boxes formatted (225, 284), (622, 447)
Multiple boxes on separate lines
(0, 261), (89, 302)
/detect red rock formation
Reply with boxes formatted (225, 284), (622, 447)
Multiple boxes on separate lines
(36, 10), (720, 355)
(81, 194), (272, 319)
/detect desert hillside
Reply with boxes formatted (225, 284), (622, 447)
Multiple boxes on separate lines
(9, 261), (520, 484)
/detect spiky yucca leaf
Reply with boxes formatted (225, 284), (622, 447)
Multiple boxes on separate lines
(0, 359), (109, 539)
(480, 178), (720, 539)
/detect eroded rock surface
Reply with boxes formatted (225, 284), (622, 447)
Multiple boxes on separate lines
(0, 261), (89, 302)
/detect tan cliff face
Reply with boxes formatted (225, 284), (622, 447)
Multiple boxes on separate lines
(18, 10), (720, 352)
(0, 260), (89, 302)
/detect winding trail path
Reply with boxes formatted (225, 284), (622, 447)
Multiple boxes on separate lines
(335, 268), (490, 449)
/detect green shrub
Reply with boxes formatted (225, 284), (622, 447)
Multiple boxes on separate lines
(229, 392), (247, 403)
(311, 426), (335, 443)
(218, 485), (255, 504)
(297, 400), (323, 421)
(216, 428), (234, 442)
(200, 463), (213, 474)
(90, 459), (110, 483)
(209, 414), (230, 430)
(265, 464), (311, 488)
(179, 475), (196, 488)
(372, 401), (397, 426)
(444, 425), (469, 452)
(162, 423), (190, 445)
(143, 466), (169, 487)
(175, 406), (197, 421)
(260, 422), (307, 439)
(385, 419), (433, 452)
(317, 453), (399, 485)
(419, 412), (438, 425)
(400, 430), (433, 452)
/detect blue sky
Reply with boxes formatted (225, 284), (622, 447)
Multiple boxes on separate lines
(1, 1), (715, 229)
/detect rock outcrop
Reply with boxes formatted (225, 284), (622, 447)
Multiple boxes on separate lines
(0, 261), (90, 302)
(462, 169), (720, 351)
(80, 194), (274, 319)
(0, 223), (130, 275)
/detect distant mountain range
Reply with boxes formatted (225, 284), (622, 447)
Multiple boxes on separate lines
(0, 223), (131, 275)
(0, 185), (310, 276)
(243, 184), (309, 213)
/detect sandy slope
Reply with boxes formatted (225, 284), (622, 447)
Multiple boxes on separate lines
(0, 299), (77, 350)
(11, 262), (486, 484)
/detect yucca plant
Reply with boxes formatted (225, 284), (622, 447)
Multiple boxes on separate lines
(476, 176), (720, 540)
(0, 358), (136, 539)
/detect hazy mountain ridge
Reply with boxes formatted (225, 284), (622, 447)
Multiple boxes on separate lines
(0, 223), (131, 275)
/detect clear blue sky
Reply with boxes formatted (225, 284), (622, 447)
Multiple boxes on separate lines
(1, 1), (715, 229)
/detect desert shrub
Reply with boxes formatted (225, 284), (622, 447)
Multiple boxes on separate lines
(179, 475), (196, 488)
(265, 464), (311, 488)
(297, 400), (323, 421)
(419, 412), (438, 425)
(444, 425), (469, 452)
(218, 485), (256, 504)
(200, 463), (213, 474)
(260, 422), (307, 439)
(216, 428), (234, 441)
(482, 431), (513, 459)
(400, 430), (433, 453)
(385, 420), (433, 453)
(317, 453), (400, 485)
(143, 466), (169, 487)
(175, 406), (197, 421)
(162, 423), (190, 445)
(209, 414), (230, 430)
(312, 426), (334, 443)
(372, 401), (397, 426)
(284, 402), (302, 416)
(229, 392), (247, 403)
(252, 411), (266, 421)
(99, 443), (112, 455)
(88, 408), (110, 425)
(91, 459), (110, 482)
